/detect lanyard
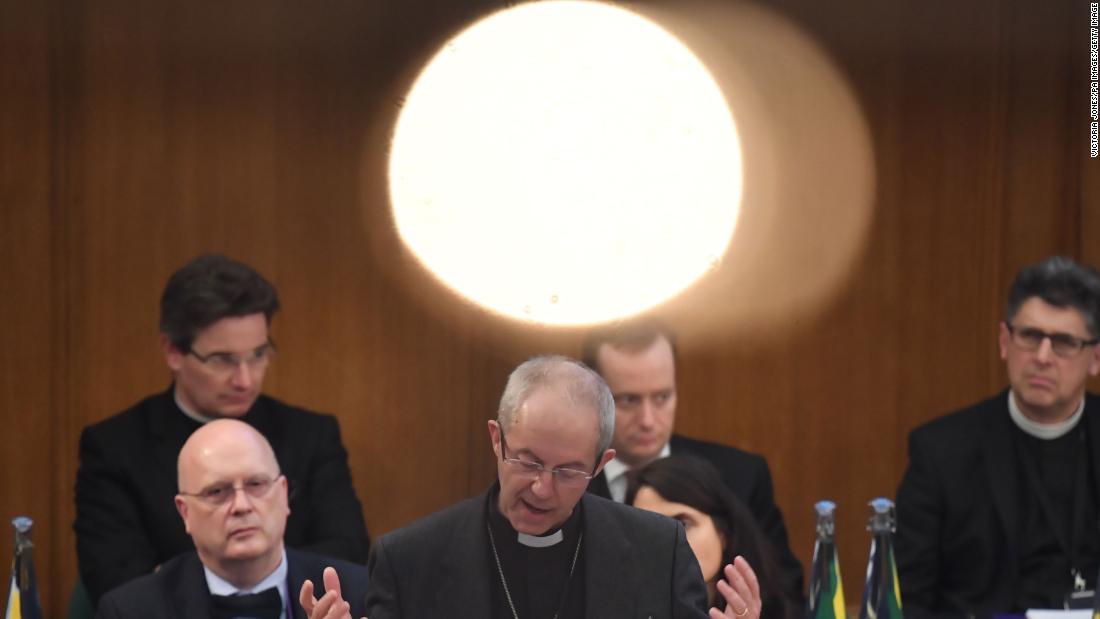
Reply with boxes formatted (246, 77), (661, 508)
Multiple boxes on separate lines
(487, 522), (582, 619)
(1017, 429), (1089, 592)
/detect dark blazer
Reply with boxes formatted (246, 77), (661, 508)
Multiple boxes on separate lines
(75, 387), (369, 606)
(588, 434), (804, 600)
(365, 490), (710, 618)
(95, 547), (368, 618)
(895, 390), (1100, 618)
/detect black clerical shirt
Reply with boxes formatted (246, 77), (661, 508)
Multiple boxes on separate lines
(1014, 424), (1100, 610)
(486, 488), (587, 619)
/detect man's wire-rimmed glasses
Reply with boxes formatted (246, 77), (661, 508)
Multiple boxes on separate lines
(187, 339), (276, 375)
(499, 430), (595, 488)
(178, 474), (284, 506)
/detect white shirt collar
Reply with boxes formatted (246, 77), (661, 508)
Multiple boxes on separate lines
(1007, 389), (1085, 439)
(203, 548), (288, 617)
(517, 529), (564, 547)
(174, 388), (215, 425)
(603, 442), (671, 502)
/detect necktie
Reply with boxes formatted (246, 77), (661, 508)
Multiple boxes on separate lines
(209, 587), (283, 619)
(624, 467), (640, 502)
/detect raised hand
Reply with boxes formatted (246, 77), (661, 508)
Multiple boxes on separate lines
(710, 556), (762, 619)
(299, 566), (366, 619)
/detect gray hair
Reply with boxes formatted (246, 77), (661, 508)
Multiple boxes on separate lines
(1006, 256), (1100, 338)
(496, 355), (615, 465)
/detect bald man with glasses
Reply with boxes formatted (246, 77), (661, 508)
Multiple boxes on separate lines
(97, 419), (368, 617)
(896, 256), (1100, 617)
(76, 255), (369, 607)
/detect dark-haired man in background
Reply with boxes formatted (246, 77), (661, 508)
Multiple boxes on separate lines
(76, 255), (369, 606)
(897, 256), (1100, 617)
(581, 322), (804, 605)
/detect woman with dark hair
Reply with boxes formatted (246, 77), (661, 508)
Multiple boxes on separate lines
(631, 455), (796, 619)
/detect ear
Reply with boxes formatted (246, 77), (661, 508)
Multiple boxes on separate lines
(998, 322), (1011, 360)
(487, 420), (502, 459)
(277, 475), (291, 517)
(162, 334), (185, 372)
(174, 495), (191, 534)
(1089, 342), (1100, 377)
(593, 448), (616, 476)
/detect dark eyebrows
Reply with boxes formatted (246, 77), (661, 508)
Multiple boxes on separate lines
(202, 341), (271, 357)
(1016, 324), (1087, 338)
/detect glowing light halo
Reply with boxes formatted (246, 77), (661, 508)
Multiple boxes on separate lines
(389, 0), (743, 325)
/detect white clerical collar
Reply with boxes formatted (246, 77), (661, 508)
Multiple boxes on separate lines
(204, 548), (288, 616)
(603, 442), (671, 484)
(174, 388), (215, 425)
(518, 529), (564, 548)
(1007, 390), (1084, 439)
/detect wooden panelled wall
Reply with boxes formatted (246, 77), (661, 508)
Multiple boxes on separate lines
(1, 0), (1096, 613)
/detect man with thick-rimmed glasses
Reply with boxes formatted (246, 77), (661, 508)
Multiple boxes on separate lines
(97, 419), (368, 617)
(301, 355), (764, 619)
(75, 254), (369, 608)
(897, 256), (1100, 617)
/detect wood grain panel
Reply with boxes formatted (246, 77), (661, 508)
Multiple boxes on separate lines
(0, 0), (1094, 612)
(0, 0), (57, 613)
(49, 0), (523, 601)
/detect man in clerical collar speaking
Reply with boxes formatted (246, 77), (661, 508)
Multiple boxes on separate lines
(97, 419), (368, 618)
(301, 355), (762, 619)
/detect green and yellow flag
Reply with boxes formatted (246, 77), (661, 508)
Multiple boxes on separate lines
(1092, 567), (1100, 619)
(859, 498), (902, 619)
(4, 517), (41, 619)
(808, 500), (846, 619)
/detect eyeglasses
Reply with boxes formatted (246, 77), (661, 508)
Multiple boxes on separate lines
(499, 431), (594, 488)
(187, 340), (276, 375)
(179, 474), (283, 506)
(1006, 323), (1099, 358)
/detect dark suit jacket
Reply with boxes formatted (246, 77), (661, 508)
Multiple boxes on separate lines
(95, 547), (368, 618)
(75, 387), (369, 606)
(588, 434), (804, 601)
(895, 390), (1100, 618)
(365, 490), (710, 618)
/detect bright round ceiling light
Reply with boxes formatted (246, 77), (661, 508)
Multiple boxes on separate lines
(389, 0), (742, 325)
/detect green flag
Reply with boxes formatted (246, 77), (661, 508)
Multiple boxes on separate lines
(4, 517), (42, 619)
(808, 500), (846, 619)
(859, 498), (902, 619)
